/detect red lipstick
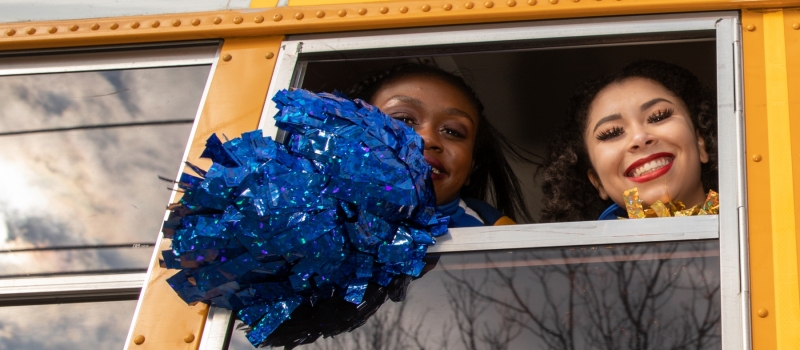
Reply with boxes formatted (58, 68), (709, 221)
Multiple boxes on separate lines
(625, 152), (674, 183)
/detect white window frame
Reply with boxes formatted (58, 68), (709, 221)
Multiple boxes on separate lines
(0, 42), (219, 308)
(201, 12), (749, 350)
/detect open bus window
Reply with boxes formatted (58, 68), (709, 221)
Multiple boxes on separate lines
(295, 40), (716, 223)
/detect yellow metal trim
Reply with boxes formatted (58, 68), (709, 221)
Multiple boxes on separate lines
(763, 10), (800, 349)
(2, 0), (800, 51)
(126, 35), (284, 350)
(250, 0), (280, 8)
(742, 10), (778, 350)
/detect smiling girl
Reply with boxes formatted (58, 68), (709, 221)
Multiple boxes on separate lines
(348, 63), (532, 226)
(541, 60), (718, 222)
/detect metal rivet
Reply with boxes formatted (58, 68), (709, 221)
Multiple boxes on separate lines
(255, 15), (265, 23)
(316, 11), (325, 18)
(422, 4), (431, 11)
(266, 52), (275, 59)
(358, 8), (367, 15)
(793, 23), (800, 30)
(573, 0), (579, 2)
(192, 19), (201, 26)
(507, 0), (516, 6)
(70, 24), (79, 31)
(91, 23), (100, 30)
(48, 27), (58, 33)
(131, 22), (140, 29)
(380, 7), (389, 13)
(183, 333), (195, 343)
(110, 23), (119, 30)
(133, 335), (145, 345)
(151, 20), (160, 28)
(172, 20), (181, 27)
(273, 13), (283, 21)
(484, 1), (494, 7)
(338, 9), (347, 17)
(443, 3), (452, 10)
(465, 2), (474, 8)
(746, 24), (756, 31)
(549, 0), (558, 3)
(399, 6), (409, 13)
(213, 17), (222, 24)
(295, 12), (304, 20)
(233, 16), (243, 24)
(26, 28), (36, 35)
(222, 54), (232, 62)
(752, 154), (762, 162)
(5, 29), (15, 36)
(757, 308), (769, 318)
(528, 0), (537, 4)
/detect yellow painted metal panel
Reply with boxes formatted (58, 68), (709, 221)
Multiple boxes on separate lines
(126, 35), (284, 350)
(763, 10), (800, 349)
(2, 0), (800, 51)
(742, 10), (778, 350)
(287, 0), (392, 7)
(250, 0), (280, 8)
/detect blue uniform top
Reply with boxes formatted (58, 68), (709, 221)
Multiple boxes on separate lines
(437, 197), (508, 227)
(598, 203), (627, 220)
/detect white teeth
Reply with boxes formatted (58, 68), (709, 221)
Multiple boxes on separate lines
(629, 157), (672, 177)
(432, 167), (442, 174)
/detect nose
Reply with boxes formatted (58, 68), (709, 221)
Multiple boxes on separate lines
(628, 125), (655, 151)
(417, 125), (442, 151)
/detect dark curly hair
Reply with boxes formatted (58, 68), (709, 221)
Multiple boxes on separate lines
(540, 60), (718, 222)
(347, 63), (533, 223)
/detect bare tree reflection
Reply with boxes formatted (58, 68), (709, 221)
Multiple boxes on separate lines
(273, 242), (720, 350)
(440, 242), (721, 350)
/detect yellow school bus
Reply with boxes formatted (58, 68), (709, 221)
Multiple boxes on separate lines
(0, 0), (798, 349)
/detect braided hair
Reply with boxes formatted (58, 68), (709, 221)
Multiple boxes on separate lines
(540, 60), (718, 222)
(347, 63), (533, 223)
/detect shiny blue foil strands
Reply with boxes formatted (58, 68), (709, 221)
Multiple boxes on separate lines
(162, 89), (449, 347)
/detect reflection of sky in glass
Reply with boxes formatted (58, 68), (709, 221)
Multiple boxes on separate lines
(0, 65), (210, 275)
(0, 300), (136, 349)
(229, 241), (721, 350)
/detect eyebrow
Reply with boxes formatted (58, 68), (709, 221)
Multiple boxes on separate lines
(444, 107), (476, 126)
(592, 113), (622, 133)
(640, 97), (672, 111)
(385, 95), (423, 108)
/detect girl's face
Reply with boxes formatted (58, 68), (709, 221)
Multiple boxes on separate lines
(584, 77), (709, 208)
(371, 75), (479, 206)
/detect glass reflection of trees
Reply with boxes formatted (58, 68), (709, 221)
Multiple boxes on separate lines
(230, 241), (720, 350)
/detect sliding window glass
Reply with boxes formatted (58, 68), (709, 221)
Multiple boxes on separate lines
(0, 42), (217, 348)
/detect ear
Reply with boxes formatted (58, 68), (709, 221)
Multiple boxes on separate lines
(696, 131), (709, 164)
(587, 168), (609, 200)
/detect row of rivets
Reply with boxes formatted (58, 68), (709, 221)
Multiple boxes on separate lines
(3, 0), (591, 37)
(132, 333), (196, 346)
(217, 52), (275, 62)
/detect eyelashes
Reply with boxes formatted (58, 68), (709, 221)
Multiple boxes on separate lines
(594, 108), (675, 141)
(596, 126), (623, 141)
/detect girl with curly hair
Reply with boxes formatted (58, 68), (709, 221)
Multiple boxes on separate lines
(541, 60), (718, 222)
(348, 63), (533, 226)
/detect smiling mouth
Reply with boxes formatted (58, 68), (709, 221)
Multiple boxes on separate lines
(626, 156), (674, 177)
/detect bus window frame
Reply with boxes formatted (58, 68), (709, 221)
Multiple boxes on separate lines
(208, 12), (748, 350)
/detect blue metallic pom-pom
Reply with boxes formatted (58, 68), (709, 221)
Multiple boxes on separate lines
(163, 89), (448, 347)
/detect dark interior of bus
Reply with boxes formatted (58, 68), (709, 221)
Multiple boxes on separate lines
(298, 35), (717, 222)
